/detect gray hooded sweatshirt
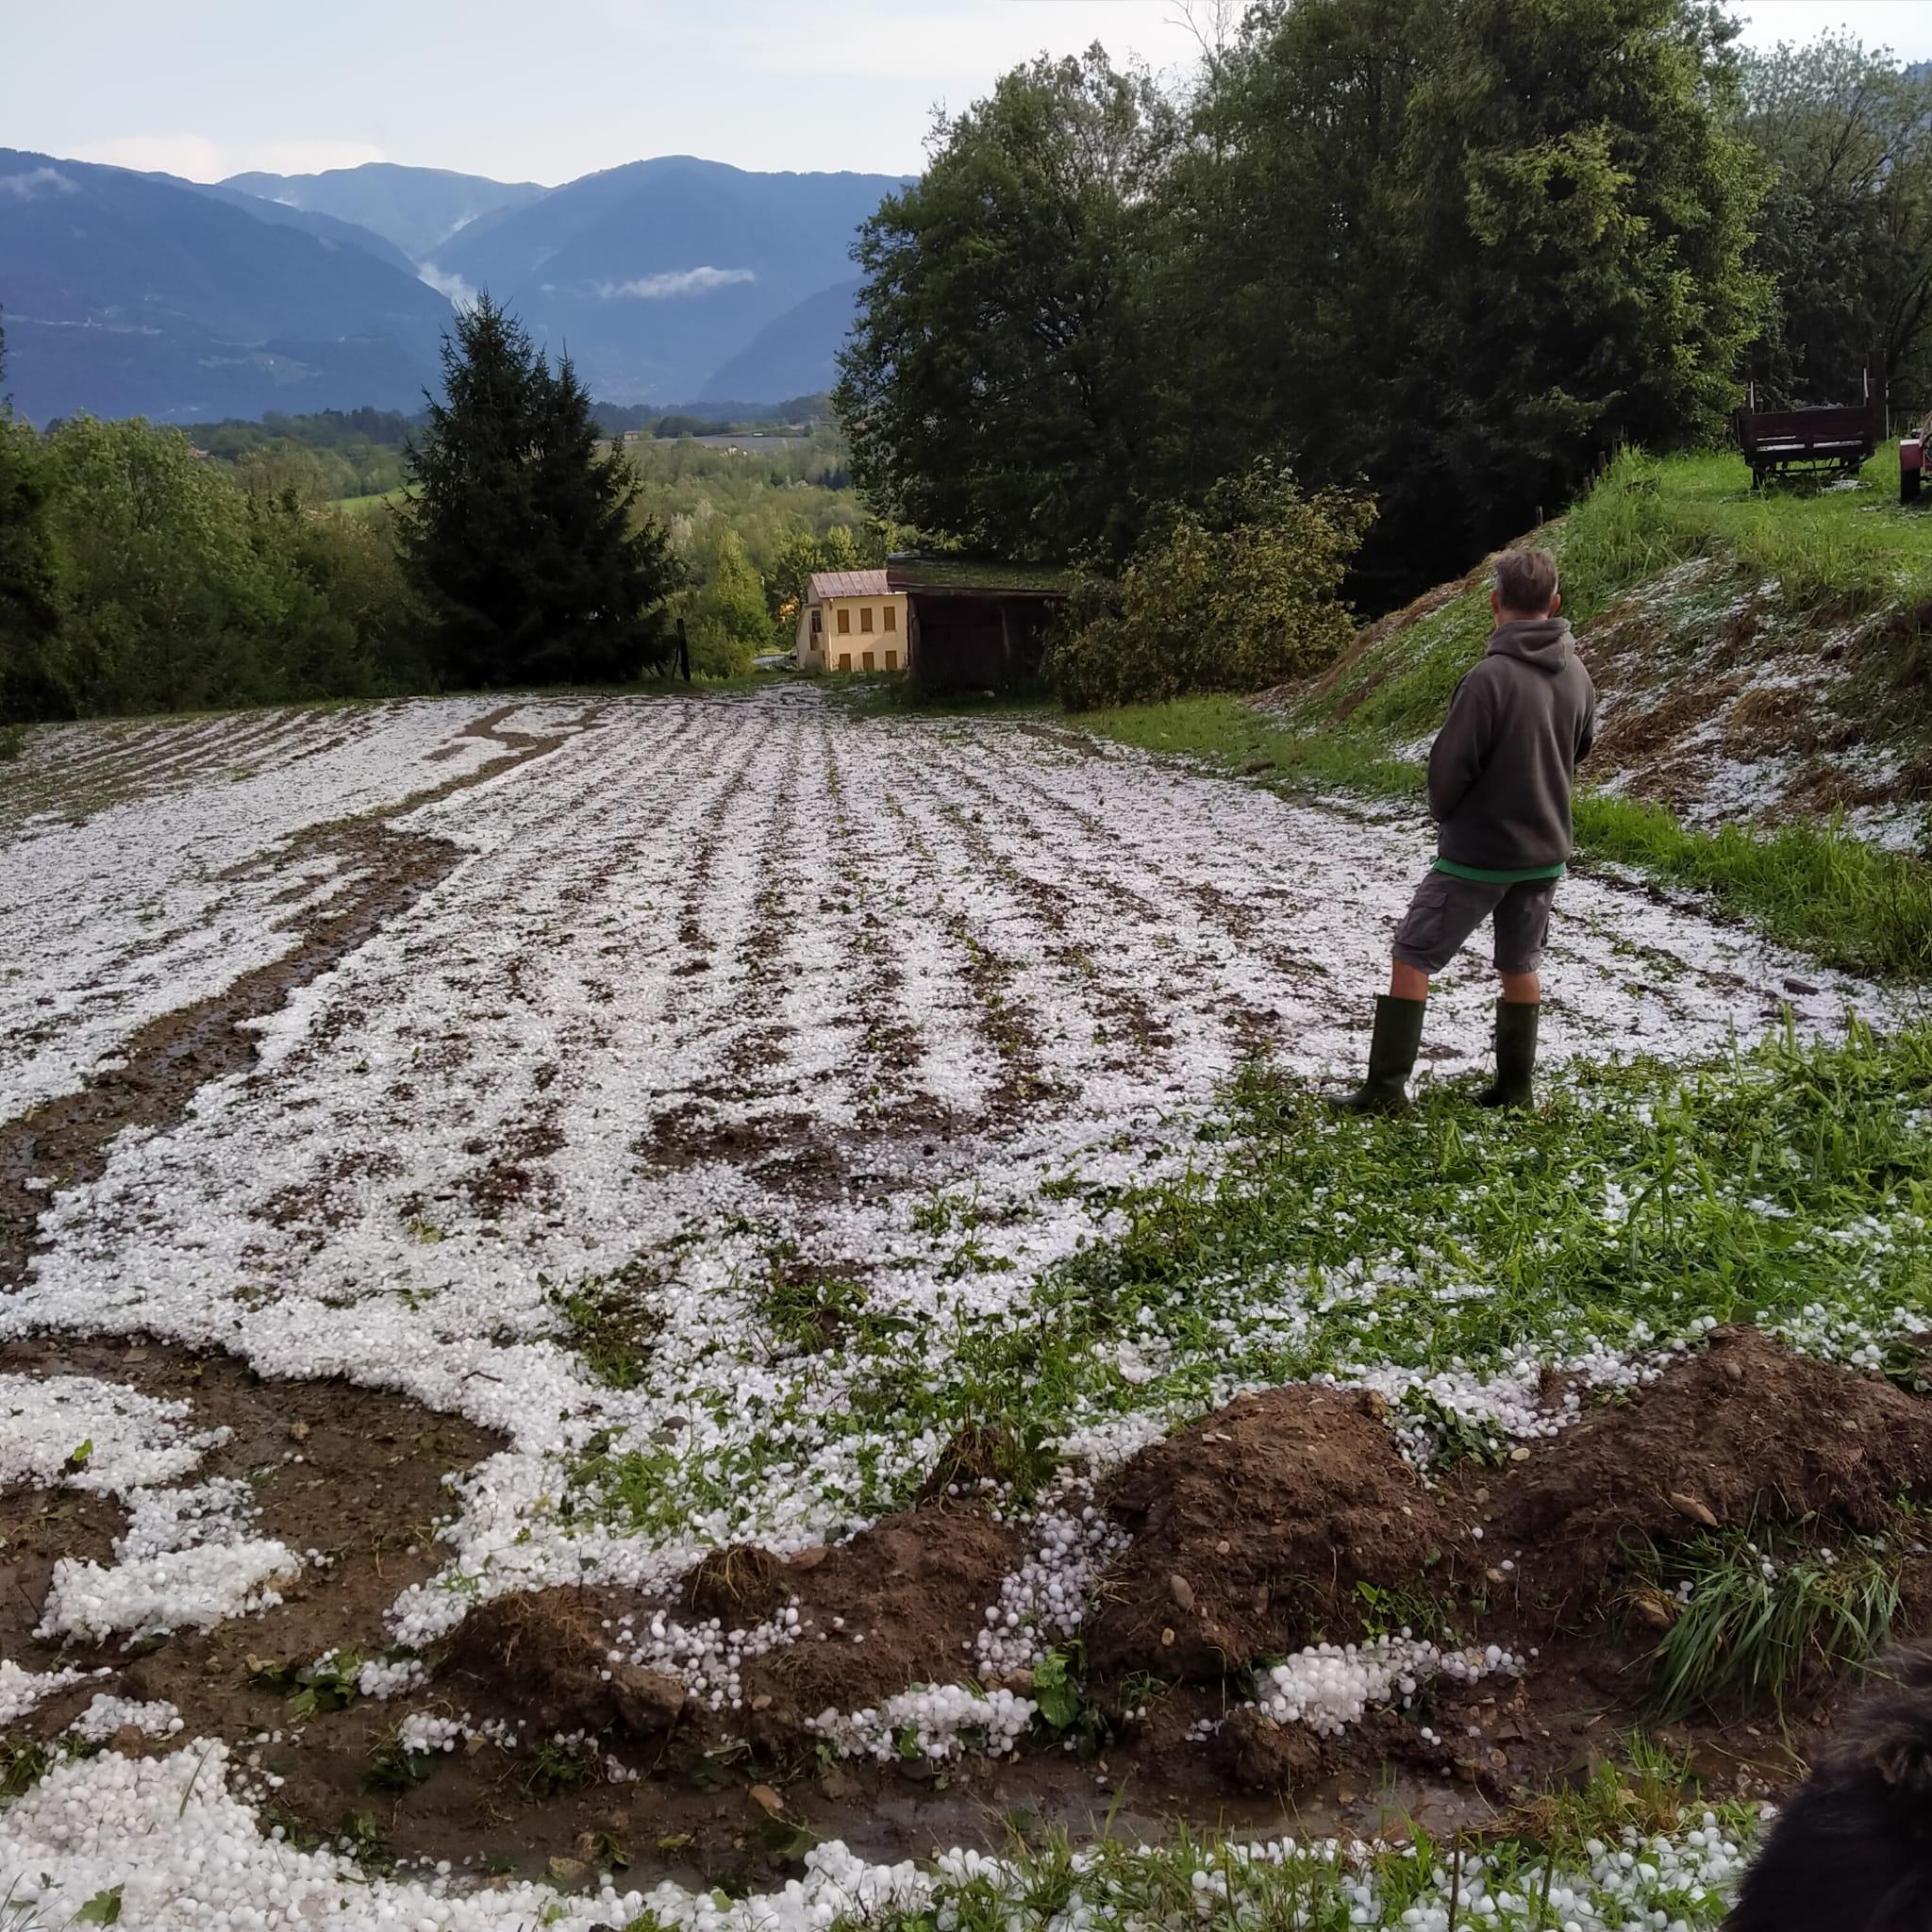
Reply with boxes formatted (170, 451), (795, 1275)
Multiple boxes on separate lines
(1426, 618), (1598, 877)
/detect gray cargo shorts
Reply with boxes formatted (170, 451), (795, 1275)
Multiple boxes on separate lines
(1391, 869), (1558, 976)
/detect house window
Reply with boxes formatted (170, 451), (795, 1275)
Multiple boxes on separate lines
(836, 608), (850, 634)
(862, 650), (875, 671)
(884, 649), (898, 671)
(860, 606), (874, 633)
(883, 605), (896, 632)
(838, 653), (851, 672)
(810, 610), (822, 634)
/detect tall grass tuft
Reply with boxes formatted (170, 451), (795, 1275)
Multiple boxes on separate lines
(1635, 1526), (1901, 1722)
(1560, 446), (1932, 620)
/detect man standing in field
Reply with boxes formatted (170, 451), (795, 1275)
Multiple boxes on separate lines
(1337, 547), (1596, 1114)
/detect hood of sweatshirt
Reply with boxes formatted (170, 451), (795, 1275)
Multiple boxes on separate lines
(1486, 617), (1574, 672)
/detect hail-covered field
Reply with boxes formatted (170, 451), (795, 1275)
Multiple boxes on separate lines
(0, 687), (1918, 1929)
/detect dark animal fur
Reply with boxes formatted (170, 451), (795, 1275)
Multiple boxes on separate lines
(1728, 1644), (1932, 1930)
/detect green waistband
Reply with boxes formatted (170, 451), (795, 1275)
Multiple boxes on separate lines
(1433, 858), (1568, 884)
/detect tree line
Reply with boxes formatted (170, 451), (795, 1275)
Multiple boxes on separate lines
(0, 296), (909, 724)
(836, 7), (1932, 606)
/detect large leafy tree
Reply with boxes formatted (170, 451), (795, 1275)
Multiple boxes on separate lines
(403, 296), (680, 687)
(1170, 0), (1768, 590)
(836, 47), (1175, 565)
(42, 415), (287, 715)
(0, 316), (68, 724)
(1740, 37), (1932, 408)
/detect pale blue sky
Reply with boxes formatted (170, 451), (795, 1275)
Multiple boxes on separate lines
(6, 0), (1930, 185)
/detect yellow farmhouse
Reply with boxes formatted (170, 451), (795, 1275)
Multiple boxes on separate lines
(795, 569), (908, 674)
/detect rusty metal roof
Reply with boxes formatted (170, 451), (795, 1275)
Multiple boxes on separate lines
(808, 570), (891, 601)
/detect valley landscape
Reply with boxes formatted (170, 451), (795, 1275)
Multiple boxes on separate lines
(0, 151), (898, 422)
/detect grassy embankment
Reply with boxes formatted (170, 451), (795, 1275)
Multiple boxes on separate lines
(1079, 451), (1932, 979)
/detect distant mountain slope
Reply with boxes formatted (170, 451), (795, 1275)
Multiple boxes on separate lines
(0, 149), (450, 423)
(222, 161), (546, 263)
(700, 279), (860, 403)
(435, 156), (900, 403)
(167, 177), (419, 275)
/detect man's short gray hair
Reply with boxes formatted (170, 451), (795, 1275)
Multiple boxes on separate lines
(1495, 547), (1559, 614)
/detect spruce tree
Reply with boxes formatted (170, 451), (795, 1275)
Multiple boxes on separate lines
(402, 295), (680, 689)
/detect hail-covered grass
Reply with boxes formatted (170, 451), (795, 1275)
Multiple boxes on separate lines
(0, 1733), (1766, 1931)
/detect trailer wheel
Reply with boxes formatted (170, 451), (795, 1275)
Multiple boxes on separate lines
(1907, 466), (1924, 505)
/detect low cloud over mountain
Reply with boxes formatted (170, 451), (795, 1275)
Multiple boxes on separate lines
(0, 153), (903, 420)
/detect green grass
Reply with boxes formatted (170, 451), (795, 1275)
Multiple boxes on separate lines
(1562, 447), (1932, 621)
(551, 1020), (1932, 1543)
(959, 1022), (1932, 1456)
(326, 486), (409, 517)
(545, 1262), (662, 1390)
(1074, 691), (1423, 799)
(1635, 1524), (1902, 1722)
(1573, 792), (1932, 979)
(803, 1757), (1759, 1931)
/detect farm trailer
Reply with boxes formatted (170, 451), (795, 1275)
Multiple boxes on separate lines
(1739, 376), (1884, 489)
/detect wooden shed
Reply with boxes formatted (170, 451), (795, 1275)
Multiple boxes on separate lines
(885, 557), (1075, 691)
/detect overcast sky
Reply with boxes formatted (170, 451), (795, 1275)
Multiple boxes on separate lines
(7, 0), (1931, 186)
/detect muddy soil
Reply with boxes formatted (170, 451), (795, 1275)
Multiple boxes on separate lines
(9, 1327), (1931, 1895)
(0, 1337), (503, 1674)
(1087, 1385), (1469, 1680)
(1496, 1326), (1932, 1605)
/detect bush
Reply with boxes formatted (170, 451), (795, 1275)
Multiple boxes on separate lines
(2, 415), (436, 722)
(1045, 462), (1374, 709)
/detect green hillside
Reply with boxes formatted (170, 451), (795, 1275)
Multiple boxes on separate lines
(1081, 451), (1932, 976)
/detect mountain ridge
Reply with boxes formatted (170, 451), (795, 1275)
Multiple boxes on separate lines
(221, 160), (547, 263)
(2, 153), (898, 419)
(0, 148), (450, 422)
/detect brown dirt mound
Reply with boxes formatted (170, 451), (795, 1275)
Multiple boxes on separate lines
(1498, 1328), (1932, 1605)
(682, 1543), (788, 1622)
(1085, 1385), (1466, 1681)
(739, 1505), (1022, 1740)
(445, 1590), (686, 1739)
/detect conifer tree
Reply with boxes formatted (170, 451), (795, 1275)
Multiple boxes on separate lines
(402, 295), (680, 688)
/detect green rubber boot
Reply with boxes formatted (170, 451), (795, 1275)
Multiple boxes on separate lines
(1334, 995), (1427, 1115)
(1476, 999), (1540, 1109)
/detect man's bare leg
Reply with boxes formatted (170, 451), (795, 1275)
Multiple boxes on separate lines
(1500, 970), (1540, 1004)
(1389, 960), (1429, 1002)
